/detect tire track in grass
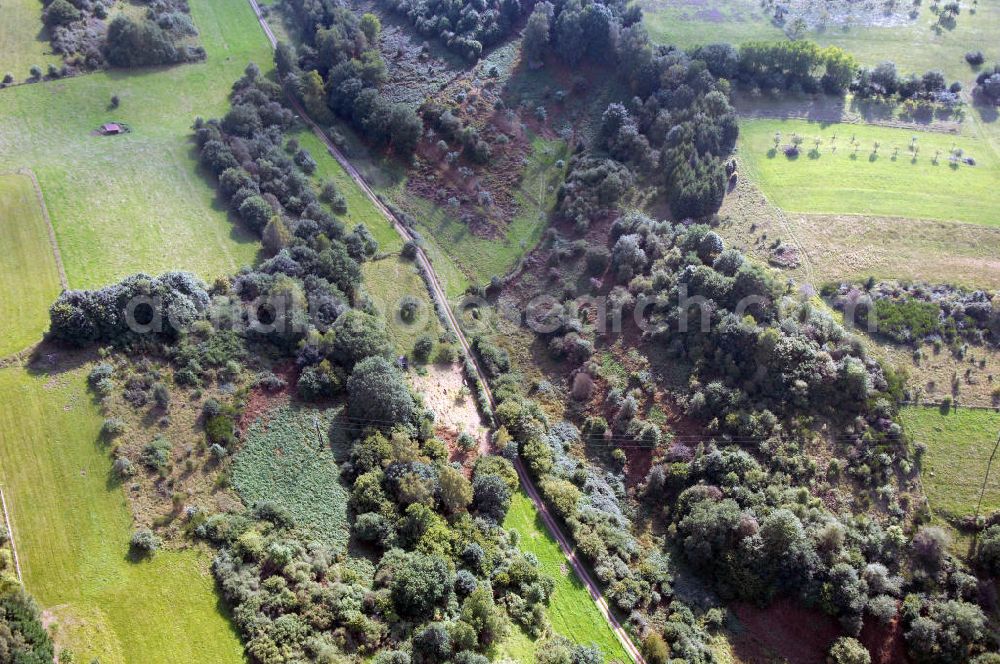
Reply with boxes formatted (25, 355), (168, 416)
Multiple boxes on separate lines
(19, 168), (68, 290)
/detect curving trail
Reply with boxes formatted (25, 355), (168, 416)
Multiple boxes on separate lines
(20, 168), (68, 291)
(245, 2), (645, 660)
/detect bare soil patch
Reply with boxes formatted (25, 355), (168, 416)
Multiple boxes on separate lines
(860, 614), (911, 664)
(410, 362), (488, 445)
(731, 597), (842, 664)
(237, 362), (297, 433)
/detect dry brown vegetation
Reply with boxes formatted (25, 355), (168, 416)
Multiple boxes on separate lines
(883, 341), (1000, 407)
(717, 177), (1000, 290)
(98, 364), (244, 541)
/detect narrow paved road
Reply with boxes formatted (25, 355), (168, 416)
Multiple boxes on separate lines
(246, 3), (645, 660)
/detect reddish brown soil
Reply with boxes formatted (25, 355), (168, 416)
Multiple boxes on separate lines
(623, 445), (654, 487)
(731, 598), (842, 664)
(440, 427), (480, 477)
(860, 615), (911, 664)
(408, 81), (535, 239)
(237, 362), (297, 433)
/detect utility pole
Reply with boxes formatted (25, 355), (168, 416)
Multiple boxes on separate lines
(974, 430), (1000, 523)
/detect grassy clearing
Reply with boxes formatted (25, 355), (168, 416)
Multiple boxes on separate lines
(0, 0), (61, 83)
(738, 118), (1000, 226)
(502, 491), (630, 664)
(0, 0), (269, 290)
(0, 364), (244, 664)
(362, 255), (443, 355)
(779, 213), (1000, 289)
(0, 173), (62, 356)
(901, 406), (1000, 522)
(233, 405), (350, 552)
(717, 177), (1000, 290)
(388, 136), (568, 297)
(641, 0), (1000, 82)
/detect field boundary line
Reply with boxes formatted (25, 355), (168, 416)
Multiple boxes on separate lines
(246, 2), (643, 660)
(901, 400), (1000, 412)
(17, 168), (68, 290)
(0, 486), (24, 583)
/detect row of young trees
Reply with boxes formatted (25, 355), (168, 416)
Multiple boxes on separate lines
(279, 1), (423, 158)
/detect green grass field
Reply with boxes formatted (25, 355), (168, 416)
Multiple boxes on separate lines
(901, 406), (1000, 522)
(738, 118), (1000, 226)
(0, 0), (61, 83)
(0, 0), (269, 290)
(0, 364), (244, 663)
(641, 0), (1000, 83)
(0, 173), (62, 357)
(502, 491), (630, 663)
(362, 255), (443, 355)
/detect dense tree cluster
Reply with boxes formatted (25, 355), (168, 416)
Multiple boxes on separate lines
(55, 61), (389, 410)
(201, 424), (555, 662)
(0, 586), (54, 664)
(653, 445), (908, 633)
(974, 63), (1000, 105)
(591, 214), (896, 437)
(42, 0), (204, 71)
(48, 272), (210, 346)
(380, 0), (525, 61)
(525, 2), (735, 223)
(645, 444), (996, 663)
(523, 0), (641, 68)
(852, 61), (961, 106)
(555, 155), (634, 232)
(826, 281), (999, 347)
(464, 371), (672, 615)
(278, 3), (422, 157)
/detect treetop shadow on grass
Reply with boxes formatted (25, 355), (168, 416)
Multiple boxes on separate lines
(23, 341), (94, 378)
(974, 103), (999, 124)
(186, 139), (265, 259)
